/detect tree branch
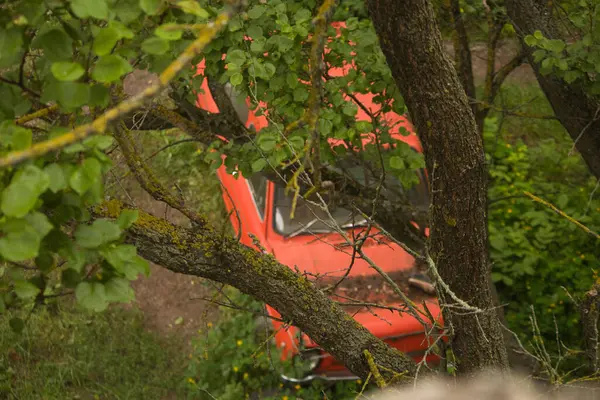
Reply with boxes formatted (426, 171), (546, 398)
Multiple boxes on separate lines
(0, 3), (242, 169)
(92, 199), (417, 380)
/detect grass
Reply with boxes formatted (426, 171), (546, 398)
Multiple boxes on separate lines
(0, 301), (188, 400)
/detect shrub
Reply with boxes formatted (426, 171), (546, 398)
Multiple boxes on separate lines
(485, 116), (599, 353)
(183, 288), (365, 399)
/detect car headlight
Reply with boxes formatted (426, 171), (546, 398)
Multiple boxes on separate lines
(281, 348), (322, 381)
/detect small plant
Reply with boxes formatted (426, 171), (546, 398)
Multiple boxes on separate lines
(183, 288), (365, 399)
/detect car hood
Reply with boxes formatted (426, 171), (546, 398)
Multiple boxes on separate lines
(267, 231), (417, 279)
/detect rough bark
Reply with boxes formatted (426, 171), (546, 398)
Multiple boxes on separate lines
(94, 200), (417, 381)
(505, 0), (600, 180)
(367, 0), (510, 374)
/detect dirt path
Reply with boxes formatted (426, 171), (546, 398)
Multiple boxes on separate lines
(108, 149), (220, 347)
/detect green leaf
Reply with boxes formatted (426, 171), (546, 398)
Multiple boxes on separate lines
(75, 219), (122, 249)
(1, 165), (49, 218)
(0, 28), (24, 68)
(342, 102), (358, 117)
(115, 0), (141, 23)
(70, 0), (109, 20)
(257, 134), (277, 152)
(141, 37), (170, 55)
(44, 82), (91, 109)
(533, 30), (544, 40)
(247, 5), (266, 19)
(230, 73), (243, 86)
(35, 29), (72, 62)
(14, 280), (40, 299)
(90, 84), (110, 107)
(25, 212), (53, 238)
(11, 126), (32, 151)
(104, 277), (134, 302)
(251, 158), (267, 173)
(226, 49), (247, 65)
(177, 0), (209, 17)
(93, 27), (121, 56)
(110, 21), (134, 39)
(247, 25), (263, 38)
(524, 35), (537, 47)
(9, 317), (24, 333)
(117, 209), (139, 229)
(389, 156), (404, 170)
(51, 62), (85, 81)
(92, 55), (132, 83)
(70, 157), (102, 195)
(355, 121), (373, 133)
(101, 244), (149, 279)
(44, 163), (68, 193)
(155, 24), (183, 41)
(83, 135), (114, 150)
(75, 281), (108, 312)
(0, 219), (42, 261)
(293, 86), (309, 102)
(139, 0), (161, 15)
(546, 39), (565, 53)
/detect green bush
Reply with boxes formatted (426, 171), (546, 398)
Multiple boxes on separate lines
(183, 289), (365, 399)
(485, 116), (599, 352)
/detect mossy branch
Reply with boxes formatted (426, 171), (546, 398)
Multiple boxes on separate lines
(0, 3), (242, 169)
(113, 123), (208, 227)
(15, 105), (59, 125)
(92, 199), (417, 380)
(524, 191), (600, 239)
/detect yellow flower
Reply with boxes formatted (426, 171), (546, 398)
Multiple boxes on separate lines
(295, 384), (301, 390)
(581, 254), (586, 259)
(188, 377), (196, 384)
(243, 372), (249, 380)
(237, 340), (243, 347)
(356, 379), (362, 384)
(282, 396), (289, 400)
(507, 209), (512, 213)
(233, 366), (239, 372)
(207, 322), (213, 328)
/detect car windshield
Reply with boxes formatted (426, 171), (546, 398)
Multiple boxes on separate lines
(273, 159), (429, 237)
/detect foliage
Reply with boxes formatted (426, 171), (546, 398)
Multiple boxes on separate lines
(523, 1), (600, 94)
(0, 0), (427, 327)
(0, 301), (187, 399)
(485, 114), (599, 350)
(183, 288), (364, 399)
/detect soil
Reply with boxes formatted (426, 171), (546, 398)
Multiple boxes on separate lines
(107, 146), (219, 348)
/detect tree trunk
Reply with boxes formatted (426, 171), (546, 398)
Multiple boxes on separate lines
(367, 0), (510, 374)
(94, 200), (417, 381)
(505, 0), (600, 180)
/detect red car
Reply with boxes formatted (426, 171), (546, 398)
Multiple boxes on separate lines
(195, 25), (443, 383)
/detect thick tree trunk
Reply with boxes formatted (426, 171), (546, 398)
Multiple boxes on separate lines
(367, 0), (509, 374)
(94, 200), (417, 381)
(505, 0), (600, 180)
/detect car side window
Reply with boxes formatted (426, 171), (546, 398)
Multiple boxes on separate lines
(247, 174), (267, 220)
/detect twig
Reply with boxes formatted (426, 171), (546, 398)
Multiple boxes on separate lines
(524, 191), (600, 239)
(0, 3), (242, 168)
